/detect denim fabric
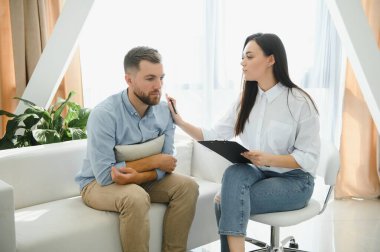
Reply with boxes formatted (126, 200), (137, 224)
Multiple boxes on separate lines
(215, 164), (314, 252)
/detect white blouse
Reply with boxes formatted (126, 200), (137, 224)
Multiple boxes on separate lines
(202, 83), (320, 176)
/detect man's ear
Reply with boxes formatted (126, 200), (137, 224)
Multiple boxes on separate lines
(125, 73), (133, 87)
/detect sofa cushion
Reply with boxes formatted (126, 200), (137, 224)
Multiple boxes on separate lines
(0, 140), (87, 209)
(173, 136), (193, 176)
(14, 177), (220, 252)
(191, 141), (232, 183)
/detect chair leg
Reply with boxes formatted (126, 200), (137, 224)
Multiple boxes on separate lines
(282, 248), (308, 252)
(245, 237), (269, 248)
(246, 226), (310, 252)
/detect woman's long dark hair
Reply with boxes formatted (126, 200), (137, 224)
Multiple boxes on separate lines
(234, 33), (318, 136)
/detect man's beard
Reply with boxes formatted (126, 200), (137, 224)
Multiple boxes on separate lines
(134, 88), (161, 106)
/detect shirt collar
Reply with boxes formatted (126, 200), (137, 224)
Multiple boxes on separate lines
(121, 89), (154, 118)
(258, 82), (286, 103)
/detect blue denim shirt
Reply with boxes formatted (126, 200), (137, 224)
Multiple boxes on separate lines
(75, 89), (175, 191)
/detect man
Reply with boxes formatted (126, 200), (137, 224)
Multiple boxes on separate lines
(75, 46), (199, 252)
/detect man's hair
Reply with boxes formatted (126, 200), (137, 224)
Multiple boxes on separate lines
(123, 46), (161, 73)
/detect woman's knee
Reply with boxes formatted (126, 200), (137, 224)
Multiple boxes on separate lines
(222, 164), (251, 182)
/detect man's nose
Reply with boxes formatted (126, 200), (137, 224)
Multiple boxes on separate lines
(154, 79), (163, 88)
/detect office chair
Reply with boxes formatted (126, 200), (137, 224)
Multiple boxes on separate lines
(245, 140), (340, 252)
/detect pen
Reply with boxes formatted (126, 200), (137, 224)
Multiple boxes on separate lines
(169, 99), (177, 114)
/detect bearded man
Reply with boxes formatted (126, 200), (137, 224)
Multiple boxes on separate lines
(75, 46), (199, 252)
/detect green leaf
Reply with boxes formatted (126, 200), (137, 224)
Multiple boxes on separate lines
(0, 110), (16, 117)
(14, 130), (34, 147)
(68, 128), (87, 140)
(23, 113), (40, 129)
(64, 102), (81, 125)
(14, 97), (36, 107)
(4, 114), (38, 138)
(32, 129), (61, 145)
(60, 128), (72, 141)
(53, 91), (75, 122)
(52, 116), (64, 132)
(68, 108), (90, 129)
(0, 137), (15, 150)
(24, 106), (45, 115)
(0, 90), (89, 149)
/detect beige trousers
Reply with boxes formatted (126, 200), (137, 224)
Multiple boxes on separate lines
(81, 173), (199, 252)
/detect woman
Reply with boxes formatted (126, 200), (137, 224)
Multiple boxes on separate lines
(167, 33), (320, 252)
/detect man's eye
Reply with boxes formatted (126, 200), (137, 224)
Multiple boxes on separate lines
(147, 78), (154, 81)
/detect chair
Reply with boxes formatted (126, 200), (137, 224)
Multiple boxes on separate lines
(245, 140), (340, 252)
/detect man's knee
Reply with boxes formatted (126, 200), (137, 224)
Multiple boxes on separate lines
(184, 177), (199, 199)
(174, 176), (199, 202)
(117, 186), (150, 213)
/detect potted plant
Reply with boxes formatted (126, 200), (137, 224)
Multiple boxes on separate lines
(0, 91), (90, 150)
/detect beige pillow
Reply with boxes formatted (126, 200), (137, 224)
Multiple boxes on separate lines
(114, 134), (165, 162)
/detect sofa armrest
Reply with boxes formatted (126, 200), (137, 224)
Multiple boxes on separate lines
(191, 141), (231, 183)
(0, 180), (16, 252)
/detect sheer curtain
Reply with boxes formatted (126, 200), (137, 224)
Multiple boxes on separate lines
(303, 0), (344, 145)
(79, 0), (324, 130)
(0, 0), (83, 136)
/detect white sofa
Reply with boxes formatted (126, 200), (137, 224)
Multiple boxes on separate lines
(0, 134), (231, 252)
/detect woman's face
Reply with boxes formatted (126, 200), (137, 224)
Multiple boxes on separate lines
(241, 40), (273, 82)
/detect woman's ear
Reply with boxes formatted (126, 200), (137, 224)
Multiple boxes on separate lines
(267, 55), (275, 67)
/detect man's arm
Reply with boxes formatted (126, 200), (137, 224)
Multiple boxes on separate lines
(111, 167), (157, 185)
(125, 153), (177, 173)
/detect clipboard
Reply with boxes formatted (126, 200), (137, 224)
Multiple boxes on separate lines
(198, 140), (252, 164)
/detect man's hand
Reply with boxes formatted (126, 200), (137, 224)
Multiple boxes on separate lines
(111, 166), (140, 185)
(241, 150), (273, 167)
(156, 154), (177, 173)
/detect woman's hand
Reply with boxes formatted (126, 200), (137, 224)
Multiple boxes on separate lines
(241, 150), (273, 167)
(165, 93), (204, 141)
(165, 94), (185, 127)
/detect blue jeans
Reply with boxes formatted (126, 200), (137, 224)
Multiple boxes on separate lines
(215, 164), (315, 252)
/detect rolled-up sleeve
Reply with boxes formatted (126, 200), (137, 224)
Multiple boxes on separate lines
(290, 103), (320, 175)
(87, 107), (125, 186)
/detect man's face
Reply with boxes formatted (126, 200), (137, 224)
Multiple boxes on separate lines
(126, 60), (165, 106)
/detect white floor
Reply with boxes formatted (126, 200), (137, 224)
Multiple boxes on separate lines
(191, 195), (380, 252)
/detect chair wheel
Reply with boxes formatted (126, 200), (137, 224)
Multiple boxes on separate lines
(289, 239), (299, 249)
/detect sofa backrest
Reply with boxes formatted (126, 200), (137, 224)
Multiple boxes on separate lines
(191, 141), (231, 183)
(0, 134), (194, 210)
(0, 140), (87, 209)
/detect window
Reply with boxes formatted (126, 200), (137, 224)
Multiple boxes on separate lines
(79, 0), (341, 141)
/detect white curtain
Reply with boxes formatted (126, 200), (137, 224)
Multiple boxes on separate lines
(79, 0), (343, 142)
(303, 0), (344, 145)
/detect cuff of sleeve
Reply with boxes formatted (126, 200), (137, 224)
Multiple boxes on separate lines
(114, 161), (126, 169)
(291, 150), (316, 174)
(155, 168), (166, 181)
